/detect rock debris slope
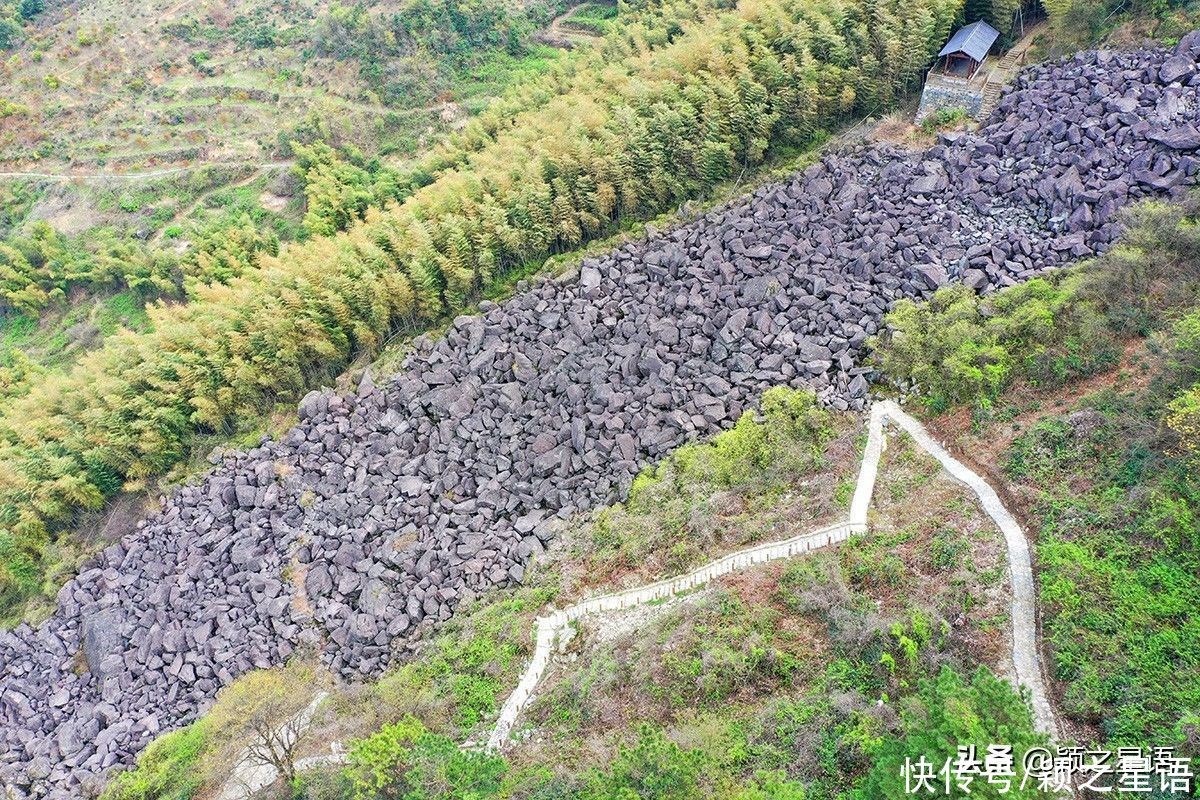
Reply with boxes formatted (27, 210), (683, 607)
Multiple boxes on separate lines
(2, 36), (1199, 798)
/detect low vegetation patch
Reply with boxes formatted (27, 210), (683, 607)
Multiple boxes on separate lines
(875, 193), (1200, 746)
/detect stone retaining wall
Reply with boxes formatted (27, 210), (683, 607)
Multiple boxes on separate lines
(915, 73), (986, 122)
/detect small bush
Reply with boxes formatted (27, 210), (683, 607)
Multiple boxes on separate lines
(928, 527), (968, 571)
(100, 723), (209, 800)
(665, 386), (834, 493)
(345, 715), (506, 800)
(920, 106), (969, 133)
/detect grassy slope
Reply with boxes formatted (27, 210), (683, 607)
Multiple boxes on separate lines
(878, 193), (1200, 749)
(929, 342), (1200, 747)
(0, 0), (558, 172)
(0, 0), (564, 241)
(0, 0), (568, 387)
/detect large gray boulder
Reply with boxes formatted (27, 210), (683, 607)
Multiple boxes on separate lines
(80, 607), (125, 678)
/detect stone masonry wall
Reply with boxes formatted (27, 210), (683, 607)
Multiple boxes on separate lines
(916, 74), (986, 122)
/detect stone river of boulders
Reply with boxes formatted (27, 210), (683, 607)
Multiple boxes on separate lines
(2, 36), (1199, 798)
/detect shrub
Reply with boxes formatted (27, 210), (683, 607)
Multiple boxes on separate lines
(100, 723), (209, 800)
(0, 98), (26, 117)
(596, 724), (708, 800)
(929, 527), (969, 571)
(203, 664), (318, 785)
(669, 387), (834, 491)
(875, 195), (1200, 415)
(863, 666), (1049, 799)
(345, 715), (507, 800)
(1167, 384), (1200, 463)
(920, 106), (969, 133)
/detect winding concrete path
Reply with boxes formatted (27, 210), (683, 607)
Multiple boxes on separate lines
(486, 400), (1058, 747)
(215, 400), (1056, 798)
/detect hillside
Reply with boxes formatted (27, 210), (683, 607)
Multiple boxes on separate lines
(0, 0), (1199, 795)
(0, 0), (559, 176)
(0, 0), (569, 466)
(0, 22), (1197, 798)
(0, 0), (963, 624)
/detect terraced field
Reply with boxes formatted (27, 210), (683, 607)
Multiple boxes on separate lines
(0, 0), (562, 233)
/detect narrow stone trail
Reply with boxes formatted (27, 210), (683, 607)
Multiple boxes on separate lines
(487, 400), (1058, 748)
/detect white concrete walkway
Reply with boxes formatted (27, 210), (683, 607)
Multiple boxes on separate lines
(486, 400), (1058, 748)
(215, 401), (1058, 798)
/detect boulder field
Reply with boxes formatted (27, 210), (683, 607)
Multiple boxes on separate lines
(2, 36), (1199, 798)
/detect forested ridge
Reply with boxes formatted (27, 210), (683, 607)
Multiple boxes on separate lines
(0, 0), (961, 614)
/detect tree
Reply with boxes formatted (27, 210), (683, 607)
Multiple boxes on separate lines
(204, 665), (319, 787)
(345, 715), (507, 800)
(18, 0), (43, 20)
(863, 666), (1052, 799)
(1041, 0), (1074, 22)
(0, 17), (21, 49)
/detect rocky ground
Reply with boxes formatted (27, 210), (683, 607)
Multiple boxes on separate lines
(1, 35), (1198, 799)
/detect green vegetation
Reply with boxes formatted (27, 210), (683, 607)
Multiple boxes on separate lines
(863, 667), (1048, 799)
(1005, 400), (1200, 743)
(100, 724), (209, 800)
(1033, 0), (1198, 56)
(578, 386), (840, 585)
(667, 386), (836, 491)
(875, 275), (1121, 413)
(0, 0), (963, 617)
(559, 2), (619, 36)
(342, 715), (815, 800)
(291, 142), (417, 237)
(0, 0), (41, 50)
(1, 0), (565, 174)
(345, 715), (507, 800)
(0, 223), (175, 315)
(310, 0), (560, 107)
(875, 194), (1200, 746)
(106, 391), (1044, 799)
(101, 663), (318, 800)
(354, 586), (558, 735)
(872, 197), (1200, 415)
(919, 106), (970, 134)
(0, 183), (39, 237)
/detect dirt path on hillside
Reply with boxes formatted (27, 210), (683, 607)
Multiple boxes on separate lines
(0, 160), (293, 183)
(539, 2), (603, 46)
(148, 162), (295, 245)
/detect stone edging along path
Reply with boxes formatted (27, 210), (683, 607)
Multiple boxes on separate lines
(485, 400), (1059, 748)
